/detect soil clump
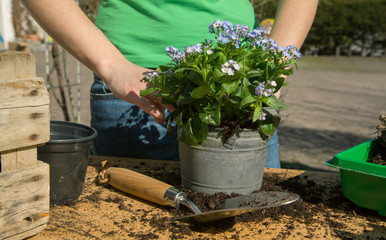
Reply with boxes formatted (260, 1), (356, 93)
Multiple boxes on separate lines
(367, 139), (386, 165)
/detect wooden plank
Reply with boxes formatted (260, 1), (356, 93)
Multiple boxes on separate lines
(0, 161), (49, 240)
(7, 42), (31, 53)
(4, 225), (47, 240)
(0, 77), (49, 109)
(0, 105), (50, 152)
(0, 51), (35, 81)
(1, 147), (37, 172)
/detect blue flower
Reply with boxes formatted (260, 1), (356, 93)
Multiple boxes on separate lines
(268, 39), (279, 50)
(166, 46), (185, 63)
(255, 82), (274, 97)
(209, 20), (232, 33)
(286, 45), (302, 59)
(228, 60), (240, 70)
(221, 20), (233, 31)
(255, 82), (265, 97)
(233, 24), (250, 38)
(294, 49), (302, 59)
(144, 71), (158, 81)
(263, 88), (274, 97)
(185, 46), (194, 54)
(269, 80), (277, 87)
(222, 60), (240, 76)
(227, 68), (234, 76)
(208, 20), (222, 33)
(248, 27), (266, 39)
(195, 44), (203, 53)
(218, 34), (231, 44)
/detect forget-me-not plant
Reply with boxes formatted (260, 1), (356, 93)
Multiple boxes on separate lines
(141, 20), (301, 146)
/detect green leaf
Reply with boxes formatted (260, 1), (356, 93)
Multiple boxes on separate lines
(188, 71), (204, 86)
(213, 68), (226, 80)
(240, 95), (256, 107)
(177, 118), (200, 146)
(234, 49), (250, 60)
(174, 67), (196, 73)
(219, 52), (227, 64)
(270, 76), (286, 90)
(139, 86), (158, 96)
(160, 97), (175, 105)
(275, 68), (294, 76)
(164, 77), (178, 93)
(263, 107), (281, 127)
(222, 81), (238, 95)
(191, 116), (209, 145)
(198, 105), (221, 126)
(252, 104), (262, 122)
(263, 97), (289, 110)
(207, 52), (220, 63)
(225, 72), (243, 82)
(178, 116), (209, 146)
(169, 110), (183, 126)
(177, 83), (196, 104)
(246, 69), (263, 78)
(259, 123), (276, 137)
(191, 86), (211, 99)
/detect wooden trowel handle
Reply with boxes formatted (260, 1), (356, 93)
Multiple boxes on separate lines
(101, 167), (173, 207)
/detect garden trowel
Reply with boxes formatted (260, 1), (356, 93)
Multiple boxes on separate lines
(99, 161), (300, 223)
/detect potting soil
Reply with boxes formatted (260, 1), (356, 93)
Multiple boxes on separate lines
(367, 138), (386, 166)
(29, 157), (386, 240)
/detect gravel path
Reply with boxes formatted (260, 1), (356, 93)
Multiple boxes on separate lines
(279, 57), (386, 170)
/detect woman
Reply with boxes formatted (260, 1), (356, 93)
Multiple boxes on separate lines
(21, 0), (318, 167)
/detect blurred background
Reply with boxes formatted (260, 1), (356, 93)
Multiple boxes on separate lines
(1, 0), (385, 170)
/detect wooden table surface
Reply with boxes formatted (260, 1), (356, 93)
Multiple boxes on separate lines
(28, 155), (386, 240)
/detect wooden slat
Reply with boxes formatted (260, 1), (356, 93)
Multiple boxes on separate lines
(0, 51), (35, 81)
(0, 161), (49, 240)
(0, 77), (49, 109)
(0, 77), (50, 152)
(0, 105), (50, 152)
(1, 147), (37, 172)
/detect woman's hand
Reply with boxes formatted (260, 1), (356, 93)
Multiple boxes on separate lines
(99, 58), (176, 124)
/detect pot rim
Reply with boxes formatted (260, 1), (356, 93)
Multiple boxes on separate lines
(47, 120), (97, 144)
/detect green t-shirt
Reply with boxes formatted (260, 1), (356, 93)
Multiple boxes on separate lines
(95, 0), (258, 68)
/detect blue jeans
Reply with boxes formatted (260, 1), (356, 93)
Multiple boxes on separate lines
(266, 131), (281, 168)
(90, 78), (281, 167)
(90, 77), (179, 161)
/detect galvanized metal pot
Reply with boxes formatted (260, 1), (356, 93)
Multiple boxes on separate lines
(179, 129), (269, 195)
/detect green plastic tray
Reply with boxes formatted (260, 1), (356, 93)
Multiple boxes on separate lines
(326, 139), (386, 217)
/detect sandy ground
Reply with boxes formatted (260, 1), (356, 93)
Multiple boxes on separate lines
(32, 48), (386, 171)
(28, 156), (386, 240)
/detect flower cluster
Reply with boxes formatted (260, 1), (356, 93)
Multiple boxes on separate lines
(184, 44), (203, 55)
(144, 71), (159, 81)
(221, 60), (240, 76)
(141, 20), (301, 146)
(165, 46), (185, 63)
(255, 80), (277, 98)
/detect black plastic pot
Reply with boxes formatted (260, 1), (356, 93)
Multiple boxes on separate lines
(37, 121), (97, 205)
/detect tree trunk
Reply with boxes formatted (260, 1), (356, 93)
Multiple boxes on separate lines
(335, 46), (341, 57)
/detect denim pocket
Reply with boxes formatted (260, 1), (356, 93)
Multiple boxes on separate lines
(90, 76), (116, 100)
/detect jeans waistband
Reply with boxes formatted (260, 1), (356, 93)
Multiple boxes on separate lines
(94, 74), (104, 84)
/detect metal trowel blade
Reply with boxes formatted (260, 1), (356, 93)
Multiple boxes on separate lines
(173, 191), (300, 223)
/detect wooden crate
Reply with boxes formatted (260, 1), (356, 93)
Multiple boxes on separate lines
(0, 51), (50, 240)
